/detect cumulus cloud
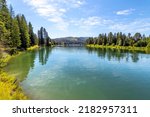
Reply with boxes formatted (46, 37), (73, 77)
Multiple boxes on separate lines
(116, 9), (135, 15)
(23, 0), (85, 30)
(108, 18), (150, 33)
(71, 16), (150, 35)
(21, 0), (150, 36)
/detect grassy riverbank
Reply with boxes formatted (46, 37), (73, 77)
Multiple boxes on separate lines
(0, 71), (27, 100)
(27, 45), (39, 51)
(86, 44), (150, 53)
(0, 46), (38, 100)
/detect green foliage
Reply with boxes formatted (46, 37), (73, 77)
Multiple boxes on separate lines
(0, 0), (39, 50)
(86, 32), (150, 48)
(0, 0), (11, 45)
(29, 22), (38, 46)
(0, 21), (7, 42)
(9, 18), (21, 48)
(16, 15), (30, 49)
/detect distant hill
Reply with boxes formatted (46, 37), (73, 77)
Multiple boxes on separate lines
(52, 37), (89, 44)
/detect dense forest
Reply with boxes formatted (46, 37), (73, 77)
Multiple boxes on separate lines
(0, 0), (53, 56)
(86, 32), (150, 48)
(0, 0), (38, 50)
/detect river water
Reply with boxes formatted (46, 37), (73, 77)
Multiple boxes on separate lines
(5, 47), (150, 99)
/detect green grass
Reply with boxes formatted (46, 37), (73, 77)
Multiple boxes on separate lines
(86, 44), (150, 54)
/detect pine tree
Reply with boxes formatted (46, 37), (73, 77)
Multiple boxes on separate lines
(44, 28), (50, 46)
(9, 6), (21, 48)
(10, 18), (21, 48)
(29, 22), (36, 46)
(0, 21), (7, 42)
(38, 27), (51, 46)
(17, 14), (30, 49)
(0, 0), (11, 45)
(33, 33), (38, 45)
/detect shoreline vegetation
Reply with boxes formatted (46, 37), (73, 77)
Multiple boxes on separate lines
(85, 32), (150, 53)
(1, 0), (150, 100)
(0, 45), (39, 100)
(0, 50), (25, 100)
(0, 0), (52, 99)
(86, 44), (150, 53)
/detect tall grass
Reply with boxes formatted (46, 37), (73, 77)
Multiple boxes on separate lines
(0, 71), (27, 100)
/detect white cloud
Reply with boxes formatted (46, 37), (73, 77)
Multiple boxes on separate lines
(21, 0), (150, 36)
(74, 0), (85, 7)
(82, 17), (102, 26)
(23, 0), (85, 30)
(71, 16), (150, 35)
(61, 0), (85, 8)
(109, 18), (150, 34)
(116, 9), (135, 15)
(71, 16), (112, 27)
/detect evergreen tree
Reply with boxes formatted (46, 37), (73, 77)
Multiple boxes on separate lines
(38, 27), (50, 46)
(33, 33), (38, 45)
(86, 32), (150, 48)
(39, 27), (45, 45)
(0, 0), (38, 50)
(9, 6), (21, 48)
(29, 22), (36, 46)
(0, 21), (7, 42)
(10, 18), (21, 48)
(0, 0), (11, 45)
(17, 15), (30, 49)
(108, 32), (113, 45)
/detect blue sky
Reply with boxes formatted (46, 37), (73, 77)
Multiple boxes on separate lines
(7, 0), (150, 38)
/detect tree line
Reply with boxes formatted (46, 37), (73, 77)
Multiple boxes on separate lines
(86, 32), (150, 48)
(0, 0), (52, 54)
(0, 0), (38, 50)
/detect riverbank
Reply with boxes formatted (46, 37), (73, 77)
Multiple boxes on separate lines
(86, 44), (150, 53)
(0, 45), (39, 100)
(27, 45), (39, 51)
(0, 53), (27, 99)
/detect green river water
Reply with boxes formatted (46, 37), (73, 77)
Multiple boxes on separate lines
(5, 47), (150, 99)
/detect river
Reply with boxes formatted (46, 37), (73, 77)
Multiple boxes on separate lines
(5, 47), (150, 99)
